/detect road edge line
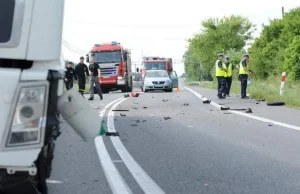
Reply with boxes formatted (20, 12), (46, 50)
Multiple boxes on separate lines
(94, 97), (133, 194)
(185, 86), (300, 131)
(107, 98), (166, 194)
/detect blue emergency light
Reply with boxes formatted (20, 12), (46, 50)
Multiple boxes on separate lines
(111, 41), (119, 45)
(94, 44), (100, 47)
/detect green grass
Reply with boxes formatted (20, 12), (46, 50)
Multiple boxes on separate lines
(71, 81), (90, 94)
(199, 77), (300, 108)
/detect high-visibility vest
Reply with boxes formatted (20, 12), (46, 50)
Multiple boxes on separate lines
(215, 60), (227, 77)
(239, 60), (248, 75)
(225, 62), (233, 77)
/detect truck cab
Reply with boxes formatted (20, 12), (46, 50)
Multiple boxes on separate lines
(0, 0), (65, 193)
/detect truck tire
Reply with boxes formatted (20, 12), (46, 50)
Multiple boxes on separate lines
(36, 148), (48, 194)
(102, 88), (109, 94)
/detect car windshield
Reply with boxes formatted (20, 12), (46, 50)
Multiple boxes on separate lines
(93, 51), (122, 63)
(144, 62), (166, 70)
(146, 71), (168, 77)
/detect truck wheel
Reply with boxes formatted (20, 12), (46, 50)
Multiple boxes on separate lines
(36, 148), (48, 194)
(102, 88), (109, 94)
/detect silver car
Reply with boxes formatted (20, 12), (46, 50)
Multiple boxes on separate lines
(141, 70), (173, 92)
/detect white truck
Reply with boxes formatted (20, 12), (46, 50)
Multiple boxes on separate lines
(0, 1), (81, 194)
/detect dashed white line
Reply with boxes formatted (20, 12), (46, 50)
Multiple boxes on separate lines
(94, 97), (133, 194)
(107, 98), (166, 194)
(185, 86), (300, 131)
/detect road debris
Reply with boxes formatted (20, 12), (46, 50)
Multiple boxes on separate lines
(203, 100), (211, 104)
(112, 109), (129, 112)
(268, 124), (273, 127)
(164, 117), (171, 120)
(142, 120), (147, 122)
(120, 113), (126, 116)
(131, 124), (138, 127)
(220, 106), (230, 110)
(143, 107), (147, 109)
(124, 94), (130, 98)
(182, 103), (189, 106)
(105, 132), (120, 136)
(131, 92), (140, 97)
(162, 99), (169, 102)
(245, 108), (253, 113)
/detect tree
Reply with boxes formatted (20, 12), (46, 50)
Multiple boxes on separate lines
(249, 7), (300, 80)
(184, 15), (255, 80)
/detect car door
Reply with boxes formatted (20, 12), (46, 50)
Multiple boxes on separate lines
(170, 71), (178, 88)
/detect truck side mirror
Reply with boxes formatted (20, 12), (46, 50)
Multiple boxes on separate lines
(86, 54), (89, 63)
(123, 54), (127, 61)
(136, 68), (139, 72)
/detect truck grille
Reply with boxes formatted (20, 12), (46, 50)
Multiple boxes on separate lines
(152, 81), (165, 84)
(100, 67), (116, 76)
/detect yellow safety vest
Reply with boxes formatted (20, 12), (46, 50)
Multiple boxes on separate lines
(215, 60), (227, 77)
(225, 63), (233, 77)
(239, 60), (248, 75)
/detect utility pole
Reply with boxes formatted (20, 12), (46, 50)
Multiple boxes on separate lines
(282, 6), (285, 19)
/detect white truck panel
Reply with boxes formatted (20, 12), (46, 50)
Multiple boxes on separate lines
(27, 0), (64, 60)
(0, 0), (34, 59)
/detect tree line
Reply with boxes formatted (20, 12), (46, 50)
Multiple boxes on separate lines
(184, 7), (300, 82)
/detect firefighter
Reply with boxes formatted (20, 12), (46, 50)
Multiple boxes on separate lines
(224, 56), (234, 97)
(88, 55), (103, 100)
(237, 54), (251, 99)
(65, 62), (77, 90)
(75, 56), (89, 97)
(215, 53), (227, 99)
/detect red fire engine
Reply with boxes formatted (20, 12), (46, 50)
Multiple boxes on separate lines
(86, 41), (132, 93)
(141, 56), (173, 80)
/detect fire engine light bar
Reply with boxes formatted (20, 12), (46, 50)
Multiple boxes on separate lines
(94, 44), (100, 46)
(111, 41), (119, 45)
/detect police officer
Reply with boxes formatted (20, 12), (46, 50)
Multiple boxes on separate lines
(215, 53), (227, 99)
(75, 56), (89, 97)
(238, 54), (250, 99)
(88, 55), (103, 100)
(65, 62), (77, 90)
(224, 56), (234, 97)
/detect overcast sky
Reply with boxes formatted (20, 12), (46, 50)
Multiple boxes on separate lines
(62, 0), (299, 75)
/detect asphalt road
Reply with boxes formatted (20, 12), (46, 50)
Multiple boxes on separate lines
(48, 81), (300, 194)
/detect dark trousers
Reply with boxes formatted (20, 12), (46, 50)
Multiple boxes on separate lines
(216, 76), (226, 97)
(225, 76), (232, 95)
(65, 79), (73, 90)
(77, 76), (86, 95)
(239, 74), (248, 98)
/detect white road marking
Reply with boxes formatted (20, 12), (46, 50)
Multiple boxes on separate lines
(185, 86), (300, 131)
(107, 98), (166, 194)
(95, 97), (133, 194)
(46, 180), (64, 184)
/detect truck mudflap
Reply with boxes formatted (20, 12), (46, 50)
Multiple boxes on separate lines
(0, 169), (39, 194)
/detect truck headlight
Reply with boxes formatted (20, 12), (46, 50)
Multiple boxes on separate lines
(5, 82), (49, 148)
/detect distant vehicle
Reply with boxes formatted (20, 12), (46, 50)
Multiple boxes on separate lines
(170, 71), (179, 88)
(140, 56), (173, 81)
(141, 70), (173, 92)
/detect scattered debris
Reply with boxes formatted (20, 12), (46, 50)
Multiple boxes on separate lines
(256, 102), (260, 104)
(162, 99), (169, 102)
(124, 94), (130, 98)
(223, 112), (232, 114)
(105, 132), (120, 136)
(203, 100), (211, 104)
(230, 108), (246, 111)
(164, 117), (171, 120)
(120, 113), (126, 117)
(112, 109), (129, 112)
(268, 124), (273, 127)
(220, 106), (230, 111)
(182, 103), (189, 106)
(131, 124), (138, 127)
(257, 99), (265, 102)
(133, 107), (138, 109)
(245, 108), (253, 113)
(267, 101), (285, 106)
(131, 92), (140, 97)
(142, 120), (147, 122)
(136, 120), (140, 123)
(143, 107), (147, 109)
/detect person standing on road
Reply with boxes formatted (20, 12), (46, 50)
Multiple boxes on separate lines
(75, 56), (89, 97)
(88, 55), (103, 101)
(224, 56), (234, 97)
(237, 54), (251, 99)
(215, 53), (227, 99)
(65, 62), (77, 90)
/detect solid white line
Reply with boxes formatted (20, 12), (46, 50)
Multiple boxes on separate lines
(94, 97), (133, 194)
(185, 86), (300, 131)
(107, 98), (166, 194)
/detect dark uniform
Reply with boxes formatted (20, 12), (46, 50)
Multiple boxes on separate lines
(75, 61), (89, 96)
(65, 66), (77, 90)
(239, 54), (250, 99)
(88, 62), (103, 100)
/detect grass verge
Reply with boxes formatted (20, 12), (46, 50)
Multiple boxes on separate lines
(71, 81), (90, 94)
(199, 77), (300, 108)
